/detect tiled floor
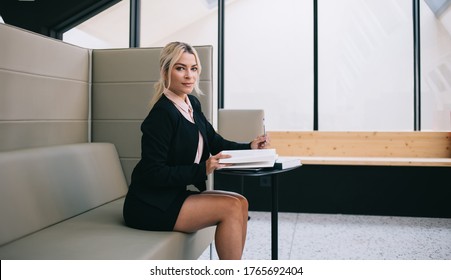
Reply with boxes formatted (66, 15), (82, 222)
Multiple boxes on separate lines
(199, 211), (451, 260)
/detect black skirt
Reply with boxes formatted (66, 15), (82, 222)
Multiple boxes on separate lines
(123, 190), (200, 231)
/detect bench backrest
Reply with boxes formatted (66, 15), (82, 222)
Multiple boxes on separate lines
(0, 24), (90, 152)
(218, 109), (265, 142)
(91, 47), (214, 184)
(0, 143), (128, 246)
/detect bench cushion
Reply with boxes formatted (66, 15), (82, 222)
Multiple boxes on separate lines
(0, 198), (215, 259)
(0, 143), (128, 246)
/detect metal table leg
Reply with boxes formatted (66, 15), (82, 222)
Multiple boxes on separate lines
(271, 173), (278, 260)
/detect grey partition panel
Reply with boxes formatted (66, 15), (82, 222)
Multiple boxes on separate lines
(218, 109), (265, 142)
(0, 24), (90, 152)
(92, 46), (213, 184)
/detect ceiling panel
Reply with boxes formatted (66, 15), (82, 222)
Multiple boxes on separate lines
(0, 0), (119, 36)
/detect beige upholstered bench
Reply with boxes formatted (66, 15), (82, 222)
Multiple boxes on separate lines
(0, 23), (215, 259)
(0, 143), (214, 259)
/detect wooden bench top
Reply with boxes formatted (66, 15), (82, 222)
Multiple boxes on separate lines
(268, 131), (451, 167)
(298, 156), (451, 167)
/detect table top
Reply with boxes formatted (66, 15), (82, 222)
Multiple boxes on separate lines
(215, 165), (301, 177)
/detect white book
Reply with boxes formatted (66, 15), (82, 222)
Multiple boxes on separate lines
(218, 149), (277, 169)
(274, 156), (302, 170)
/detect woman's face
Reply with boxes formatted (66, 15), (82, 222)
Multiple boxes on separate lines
(168, 52), (198, 97)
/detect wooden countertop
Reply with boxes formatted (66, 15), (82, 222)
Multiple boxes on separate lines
(298, 156), (451, 167)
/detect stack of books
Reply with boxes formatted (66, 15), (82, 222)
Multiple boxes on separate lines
(219, 149), (277, 169)
(274, 156), (302, 170)
(218, 149), (302, 170)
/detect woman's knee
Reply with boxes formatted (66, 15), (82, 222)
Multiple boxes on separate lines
(239, 195), (249, 209)
(226, 194), (248, 210)
(231, 194), (249, 213)
(222, 196), (246, 219)
(201, 192), (248, 219)
(217, 191), (248, 210)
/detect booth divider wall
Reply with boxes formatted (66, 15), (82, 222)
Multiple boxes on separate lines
(0, 24), (90, 152)
(0, 23), (214, 185)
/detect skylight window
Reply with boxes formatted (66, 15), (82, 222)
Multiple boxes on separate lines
(424, 0), (451, 16)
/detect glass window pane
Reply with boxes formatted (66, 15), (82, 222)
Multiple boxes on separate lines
(63, 1), (129, 49)
(225, 0), (314, 131)
(319, 0), (413, 131)
(140, 0), (218, 121)
(420, 1), (451, 130)
(140, 0), (217, 47)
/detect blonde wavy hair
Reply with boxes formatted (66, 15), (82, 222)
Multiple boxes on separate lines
(148, 41), (203, 108)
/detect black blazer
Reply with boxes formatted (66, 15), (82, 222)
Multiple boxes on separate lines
(127, 94), (250, 211)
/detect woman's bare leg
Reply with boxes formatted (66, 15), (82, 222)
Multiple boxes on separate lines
(173, 191), (248, 260)
(203, 190), (248, 253)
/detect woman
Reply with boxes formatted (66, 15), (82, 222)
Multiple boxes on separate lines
(123, 41), (267, 260)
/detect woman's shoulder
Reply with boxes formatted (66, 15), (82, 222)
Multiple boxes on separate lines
(188, 94), (202, 110)
(145, 95), (179, 120)
(153, 95), (177, 112)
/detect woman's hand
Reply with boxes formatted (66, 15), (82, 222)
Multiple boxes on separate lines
(206, 152), (232, 175)
(251, 134), (269, 149)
